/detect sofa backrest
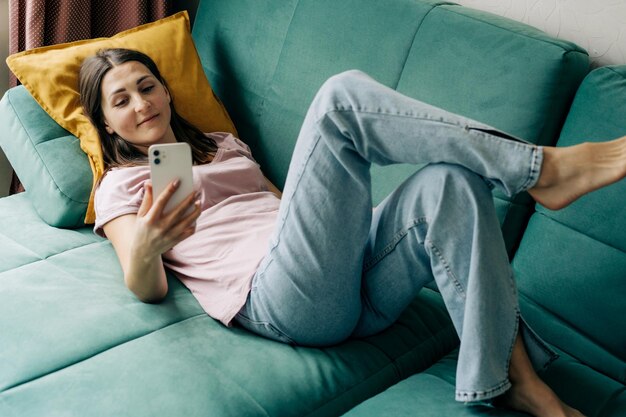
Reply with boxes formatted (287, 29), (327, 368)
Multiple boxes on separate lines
(0, 87), (92, 227)
(513, 65), (626, 383)
(192, 0), (589, 254)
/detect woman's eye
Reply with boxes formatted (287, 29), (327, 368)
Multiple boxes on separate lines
(142, 85), (154, 93)
(113, 99), (127, 107)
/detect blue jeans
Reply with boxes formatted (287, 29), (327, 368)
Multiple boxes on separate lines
(234, 70), (557, 402)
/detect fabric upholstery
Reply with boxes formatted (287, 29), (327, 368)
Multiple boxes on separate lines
(345, 349), (626, 417)
(0, 86), (92, 227)
(0, 1), (607, 416)
(513, 65), (626, 383)
(193, 0), (588, 255)
(0, 194), (457, 417)
(345, 64), (626, 417)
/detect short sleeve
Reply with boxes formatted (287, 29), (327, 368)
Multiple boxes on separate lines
(207, 132), (257, 163)
(93, 166), (149, 237)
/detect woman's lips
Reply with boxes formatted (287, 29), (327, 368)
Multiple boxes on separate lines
(138, 114), (159, 126)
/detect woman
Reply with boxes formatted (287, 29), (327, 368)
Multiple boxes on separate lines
(79, 48), (626, 417)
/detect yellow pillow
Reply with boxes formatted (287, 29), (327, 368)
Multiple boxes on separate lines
(6, 11), (237, 224)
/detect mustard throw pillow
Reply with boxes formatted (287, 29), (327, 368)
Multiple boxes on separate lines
(6, 11), (237, 224)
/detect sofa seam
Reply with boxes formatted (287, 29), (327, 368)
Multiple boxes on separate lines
(389, 322), (458, 374)
(596, 386), (626, 417)
(603, 65), (626, 80)
(0, 239), (107, 274)
(375, 319), (458, 367)
(394, 3), (441, 90)
(259, 0), (301, 120)
(6, 89), (88, 205)
(439, 6), (588, 56)
(534, 211), (625, 254)
(303, 349), (397, 417)
(518, 292), (625, 380)
(183, 342), (273, 417)
(306, 321), (458, 416)
(0, 230), (43, 266)
(0, 313), (209, 395)
(562, 48), (590, 62)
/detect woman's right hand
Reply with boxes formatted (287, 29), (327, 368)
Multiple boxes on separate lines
(102, 179), (201, 303)
(132, 179), (202, 258)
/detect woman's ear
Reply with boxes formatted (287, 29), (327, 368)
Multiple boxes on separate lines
(104, 120), (114, 135)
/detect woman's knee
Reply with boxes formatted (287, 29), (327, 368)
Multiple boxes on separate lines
(312, 70), (368, 112)
(322, 69), (367, 93)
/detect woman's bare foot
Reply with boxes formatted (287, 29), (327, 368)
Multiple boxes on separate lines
(495, 377), (585, 417)
(528, 135), (626, 210)
(494, 334), (586, 417)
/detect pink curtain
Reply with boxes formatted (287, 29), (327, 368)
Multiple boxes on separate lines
(9, 0), (172, 86)
(8, 0), (172, 193)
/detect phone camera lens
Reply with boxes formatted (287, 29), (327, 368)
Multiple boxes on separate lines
(154, 158), (161, 165)
(153, 150), (160, 157)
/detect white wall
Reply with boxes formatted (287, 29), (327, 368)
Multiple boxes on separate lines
(456, 0), (626, 67)
(0, 0), (11, 197)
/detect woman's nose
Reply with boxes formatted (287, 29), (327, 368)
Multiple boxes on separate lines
(134, 96), (151, 112)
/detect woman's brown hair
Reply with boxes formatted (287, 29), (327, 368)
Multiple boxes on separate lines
(78, 48), (217, 172)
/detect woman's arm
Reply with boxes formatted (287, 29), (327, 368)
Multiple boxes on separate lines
(103, 180), (201, 303)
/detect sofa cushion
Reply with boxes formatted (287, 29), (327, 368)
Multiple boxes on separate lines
(535, 65), (626, 250)
(514, 217), (626, 382)
(193, 0), (453, 185)
(512, 65), (626, 383)
(343, 350), (523, 417)
(344, 349), (626, 416)
(0, 86), (92, 227)
(394, 4), (589, 254)
(3, 12), (237, 225)
(345, 65), (626, 417)
(193, 0), (589, 255)
(0, 192), (459, 416)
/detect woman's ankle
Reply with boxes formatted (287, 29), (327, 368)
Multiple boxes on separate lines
(529, 138), (626, 210)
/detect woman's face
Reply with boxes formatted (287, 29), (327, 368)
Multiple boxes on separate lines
(100, 61), (175, 153)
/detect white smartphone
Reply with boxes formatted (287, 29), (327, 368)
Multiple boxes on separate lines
(149, 142), (194, 215)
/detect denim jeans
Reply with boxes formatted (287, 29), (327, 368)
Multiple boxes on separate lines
(234, 70), (557, 402)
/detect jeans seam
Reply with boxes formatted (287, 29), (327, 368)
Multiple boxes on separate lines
(363, 217), (428, 272)
(318, 105), (468, 128)
(464, 125), (531, 152)
(524, 145), (542, 191)
(464, 126), (531, 145)
(456, 307), (519, 402)
(320, 106), (534, 155)
(235, 310), (296, 345)
(268, 132), (323, 256)
(455, 379), (512, 402)
(426, 240), (466, 298)
(317, 105), (538, 197)
(465, 126), (539, 194)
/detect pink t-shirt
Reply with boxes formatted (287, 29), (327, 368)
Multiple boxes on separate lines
(94, 132), (280, 325)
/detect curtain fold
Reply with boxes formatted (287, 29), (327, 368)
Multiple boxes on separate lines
(7, 0), (172, 194)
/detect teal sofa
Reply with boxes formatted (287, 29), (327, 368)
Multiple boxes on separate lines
(1, 0), (624, 416)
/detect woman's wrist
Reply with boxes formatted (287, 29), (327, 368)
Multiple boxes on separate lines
(126, 243), (168, 302)
(129, 241), (161, 267)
